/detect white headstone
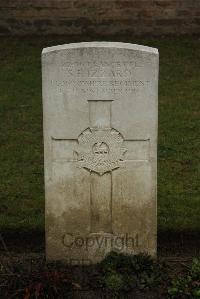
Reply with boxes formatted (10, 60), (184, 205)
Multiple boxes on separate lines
(42, 42), (158, 264)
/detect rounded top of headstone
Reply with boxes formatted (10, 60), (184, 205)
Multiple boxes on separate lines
(42, 42), (158, 56)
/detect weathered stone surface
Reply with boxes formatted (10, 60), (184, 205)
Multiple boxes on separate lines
(42, 42), (159, 264)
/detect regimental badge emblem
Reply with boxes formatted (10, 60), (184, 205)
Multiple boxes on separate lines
(76, 128), (127, 175)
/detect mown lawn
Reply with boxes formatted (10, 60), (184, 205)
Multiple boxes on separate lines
(0, 37), (199, 233)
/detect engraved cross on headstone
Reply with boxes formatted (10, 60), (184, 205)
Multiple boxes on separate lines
(52, 99), (150, 234)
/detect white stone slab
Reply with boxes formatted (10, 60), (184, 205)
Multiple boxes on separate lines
(42, 42), (159, 264)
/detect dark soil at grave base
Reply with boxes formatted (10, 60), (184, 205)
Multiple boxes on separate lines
(0, 230), (199, 298)
(43, 290), (163, 298)
(0, 251), (176, 299)
(0, 251), (190, 299)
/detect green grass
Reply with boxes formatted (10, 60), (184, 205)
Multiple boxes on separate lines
(0, 37), (199, 233)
